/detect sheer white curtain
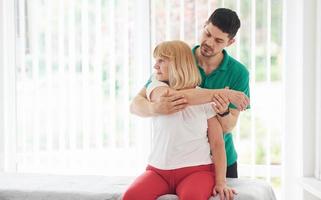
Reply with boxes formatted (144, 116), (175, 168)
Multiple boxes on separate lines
(0, 0), (16, 172)
(1, 0), (152, 176)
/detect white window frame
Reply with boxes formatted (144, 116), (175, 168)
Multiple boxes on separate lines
(315, 0), (321, 181)
(283, 0), (304, 199)
(0, 0), (4, 172)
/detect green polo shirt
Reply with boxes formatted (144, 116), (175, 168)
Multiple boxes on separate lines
(192, 45), (250, 166)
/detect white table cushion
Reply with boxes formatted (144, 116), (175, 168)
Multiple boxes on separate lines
(0, 173), (276, 200)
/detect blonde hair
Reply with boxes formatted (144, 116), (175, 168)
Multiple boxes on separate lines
(153, 40), (201, 90)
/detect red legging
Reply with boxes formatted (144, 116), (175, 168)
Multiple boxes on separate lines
(122, 164), (215, 200)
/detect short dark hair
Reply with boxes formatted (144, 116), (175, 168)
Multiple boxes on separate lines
(208, 8), (241, 39)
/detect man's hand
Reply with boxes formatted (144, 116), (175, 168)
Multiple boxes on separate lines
(228, 90), (249, 111)
(216, 88), (249, 111)
(213, 182), (237, 200)
(152, 89), (188, 115)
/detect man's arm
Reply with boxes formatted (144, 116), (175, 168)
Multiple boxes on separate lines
(217, 109), (240, 133)
(129, 87), (188, 117)
(174, 88), (249, 111)
(210, 91), (241, 133)
(212, 69), (250, 133)
(129, 88), (155, 117)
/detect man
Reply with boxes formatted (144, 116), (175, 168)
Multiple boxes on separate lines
(131, 6), (249, 183)
(191, 8), (250, 178)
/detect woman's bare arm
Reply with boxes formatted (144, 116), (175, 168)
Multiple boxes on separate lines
(207, 117), (226, 186)
(207, 116), (237, 200)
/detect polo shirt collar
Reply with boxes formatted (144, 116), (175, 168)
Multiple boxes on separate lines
(192, 45), (229, 72)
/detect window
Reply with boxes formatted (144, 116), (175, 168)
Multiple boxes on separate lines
(13, 0), (151, 176)
(8, 0), (283, 197)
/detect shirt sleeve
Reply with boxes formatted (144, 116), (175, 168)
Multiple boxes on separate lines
(146, 74), (169, 101)
(144, 76), (152, 88)
(204, 102), (216, 119)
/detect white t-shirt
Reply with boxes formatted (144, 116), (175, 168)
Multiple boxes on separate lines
(146, 78), (216, 170)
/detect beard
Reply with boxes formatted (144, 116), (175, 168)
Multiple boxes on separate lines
(200, 43), (218, 57)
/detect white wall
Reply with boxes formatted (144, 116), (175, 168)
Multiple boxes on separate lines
(283, 0), (320, 199)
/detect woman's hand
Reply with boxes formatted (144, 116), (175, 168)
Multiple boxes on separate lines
(212, 92), (230, 115)
(213, 182), (237, 200)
